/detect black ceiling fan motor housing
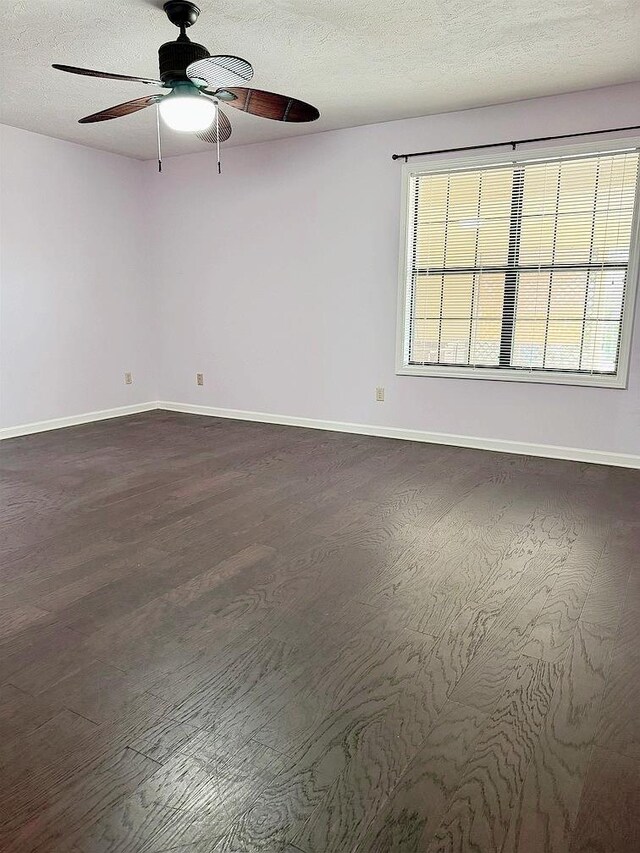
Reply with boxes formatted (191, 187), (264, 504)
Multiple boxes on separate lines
(158, 39), (209, 82)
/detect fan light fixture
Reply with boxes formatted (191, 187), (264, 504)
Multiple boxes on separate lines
(158, 87), (216, 132)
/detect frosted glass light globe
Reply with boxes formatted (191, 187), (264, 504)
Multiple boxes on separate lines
(159, 91), (216, 132)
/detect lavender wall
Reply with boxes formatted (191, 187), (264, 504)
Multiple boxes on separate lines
(2, 83), (640, 454)
(149, 82), (640, 456)
(0, 125), (156, 428)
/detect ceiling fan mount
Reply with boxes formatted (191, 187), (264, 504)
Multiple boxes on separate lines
(163, 1), (201, 30)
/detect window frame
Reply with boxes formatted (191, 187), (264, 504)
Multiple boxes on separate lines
(395, 138), (640, 388)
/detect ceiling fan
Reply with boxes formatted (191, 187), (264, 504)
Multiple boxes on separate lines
(52, 0), (320, 171)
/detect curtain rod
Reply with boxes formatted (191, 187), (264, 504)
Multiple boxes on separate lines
(391, 124), (640, 162)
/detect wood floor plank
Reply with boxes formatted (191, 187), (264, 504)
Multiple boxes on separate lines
(449, 585), (554, 712)
(502, 620), (614, 853)
(37, 659), (150, 724)
(569, 747), (640, 853)
(424, 656), (561, 852)
(145, 740), (286, 853)
(0, 604), (54, 639)
(594, 597), (640, 760)
(354, 701), (488, 853)
(211, 627), (439, 850)
(0, 683), (61, 742)
(292, 630), (486, 853)
(7, 628), (97, 695)
(579, 529), (635, 633)
(257, 624), (437, 752)
(295, 698), (485, 853)
(0, 691), (180, 833)
(522, 532), (608, 664)
(126, 717), (201, 763)
(1, 708), (98, 766)
(211, 709), (364, 852)
(0, 620), (84, 683)
(0, 747), (160, 853)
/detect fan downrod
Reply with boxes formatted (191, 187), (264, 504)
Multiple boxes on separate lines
(163, 1), (201, 30)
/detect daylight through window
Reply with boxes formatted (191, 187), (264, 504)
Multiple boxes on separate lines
(398, 147), (640, 386)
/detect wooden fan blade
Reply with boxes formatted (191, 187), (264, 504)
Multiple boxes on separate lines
(53, 64), (163, 86)
(186, 56), (253, 89)
(78, 95), (163, 124)
(196, 107), (232, 143)
(219, 88), (319, 122)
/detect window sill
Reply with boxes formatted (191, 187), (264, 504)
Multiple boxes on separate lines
(396, 363), (627, 389)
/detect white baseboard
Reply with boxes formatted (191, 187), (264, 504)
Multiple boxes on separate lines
(0, 402), (159, 441)
(158, 400), (640, 469)
(3, 399), (637, 469)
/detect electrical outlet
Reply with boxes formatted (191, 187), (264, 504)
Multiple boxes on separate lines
(196, 373), (204, 386)
(375, 386), (385, 402)
(124, 372), (133, 385)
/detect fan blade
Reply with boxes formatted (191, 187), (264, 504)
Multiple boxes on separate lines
(53, 64), (163, 86)
(196, 107), (232, 144)
(218, 87), (319, 122)
(186, 56), (253, 88)
(79, 95), (163, 124)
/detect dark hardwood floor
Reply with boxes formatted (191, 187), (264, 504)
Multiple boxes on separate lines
(1, 410), (639, 853)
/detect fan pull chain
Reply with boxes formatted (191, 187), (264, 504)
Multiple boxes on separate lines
(156, 104), (162, 173)
(215, 102), (221, 174)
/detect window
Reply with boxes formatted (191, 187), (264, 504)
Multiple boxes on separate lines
(397, 142), (640, 387)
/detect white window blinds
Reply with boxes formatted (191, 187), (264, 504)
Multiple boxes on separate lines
(400, 148), (640, 384)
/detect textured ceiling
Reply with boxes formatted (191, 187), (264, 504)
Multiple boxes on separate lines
(1, 0), (639, 160)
